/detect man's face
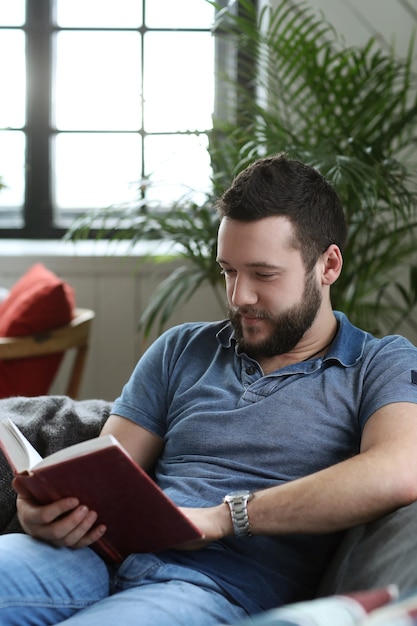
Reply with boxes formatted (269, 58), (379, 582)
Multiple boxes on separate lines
(217, 216), (322, 359)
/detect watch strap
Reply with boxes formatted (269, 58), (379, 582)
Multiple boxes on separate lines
(223, 491), (253, 537)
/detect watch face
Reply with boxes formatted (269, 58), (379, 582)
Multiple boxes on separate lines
(228, 490), (251, 498)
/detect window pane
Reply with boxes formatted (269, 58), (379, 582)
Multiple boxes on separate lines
(0, 131), (25, 209)
(145, 134), (211, 205)
(53, 133), (142, 210)
(0, 31), (25, 128)
(56, 0), (142, 27)
(144, 32), (214, 132)
(55, 32), (141, 130)
(0, 3), (25, 25)
(145, 0), (214, 28)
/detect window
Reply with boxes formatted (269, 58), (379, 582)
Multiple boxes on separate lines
(0, 0), (216, 238)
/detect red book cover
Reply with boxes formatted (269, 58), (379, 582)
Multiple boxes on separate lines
(0, 421), (202, 562)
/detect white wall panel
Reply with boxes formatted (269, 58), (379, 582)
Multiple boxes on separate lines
(0, 248), (225, 402)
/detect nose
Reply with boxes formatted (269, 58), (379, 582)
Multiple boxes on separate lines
(229, 274), (258, 307)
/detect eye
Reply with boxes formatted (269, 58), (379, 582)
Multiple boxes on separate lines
(220, 268), (236, 277)
(255, 272), (277, 280)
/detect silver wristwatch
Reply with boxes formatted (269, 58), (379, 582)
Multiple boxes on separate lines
(223, 490), (253, 538)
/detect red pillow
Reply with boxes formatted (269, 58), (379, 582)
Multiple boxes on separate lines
(0, 264), (75, 398)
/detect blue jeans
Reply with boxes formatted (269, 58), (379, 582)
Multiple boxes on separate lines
(0, 534), (249, 625)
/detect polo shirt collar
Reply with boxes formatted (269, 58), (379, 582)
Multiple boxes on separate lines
(325, 311), (367, 367)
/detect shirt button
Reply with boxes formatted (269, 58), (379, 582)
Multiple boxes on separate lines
(245, 366), (257, 375)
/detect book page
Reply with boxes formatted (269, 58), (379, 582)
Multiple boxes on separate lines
(0, 419), (43, 473)
(34, 434), (120, 470)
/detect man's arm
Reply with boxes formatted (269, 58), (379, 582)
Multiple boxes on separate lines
(100, 414), (165, 470)
(181, 402), (417, 543)
(15, 415), (164, 548)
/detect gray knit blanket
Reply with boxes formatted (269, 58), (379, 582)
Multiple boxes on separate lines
(0, 395), (112, 534)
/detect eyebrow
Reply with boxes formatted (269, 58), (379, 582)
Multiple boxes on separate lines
(216, 258), (283, 270)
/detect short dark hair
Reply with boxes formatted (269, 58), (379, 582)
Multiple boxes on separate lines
(217, 153), (347, 271)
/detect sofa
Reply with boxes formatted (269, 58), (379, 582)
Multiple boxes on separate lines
(1, 395), (417, 625)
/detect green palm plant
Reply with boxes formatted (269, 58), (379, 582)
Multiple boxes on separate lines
(212, 0), (417, 335)
(68, 0), (417, 338)
(66, 192), (225, 337)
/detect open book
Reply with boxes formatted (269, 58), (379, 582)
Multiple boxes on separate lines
(0, 418), (202, 562)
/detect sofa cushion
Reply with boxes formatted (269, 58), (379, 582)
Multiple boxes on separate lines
(318, 501), (417, 597)
(0, 264), (75, 397)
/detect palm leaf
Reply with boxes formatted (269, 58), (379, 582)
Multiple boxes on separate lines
(214, 0), (417, 334)
(68, 0), (417, 338)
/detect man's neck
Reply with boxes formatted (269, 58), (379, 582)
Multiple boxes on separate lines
(257, 312), (339, 375)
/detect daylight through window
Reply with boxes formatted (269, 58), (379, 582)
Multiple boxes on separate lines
(0, 0), (215, 237)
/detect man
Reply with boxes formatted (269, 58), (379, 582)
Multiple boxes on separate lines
(1, 153), (417, 625)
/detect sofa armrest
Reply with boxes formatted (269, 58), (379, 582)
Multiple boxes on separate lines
(318, 500), (417, 597)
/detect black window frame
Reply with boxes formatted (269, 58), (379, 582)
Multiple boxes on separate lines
(0, 0), (255, 240)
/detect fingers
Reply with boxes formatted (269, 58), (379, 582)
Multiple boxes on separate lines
(12, 477), (34, 499)
(42, 505), (107, 549)
(16, 495), (106, 549)
(17, 494), (79, 526)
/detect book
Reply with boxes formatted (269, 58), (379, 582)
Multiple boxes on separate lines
(0, 418), (203, 563)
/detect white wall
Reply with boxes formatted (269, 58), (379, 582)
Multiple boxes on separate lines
(269, 0), (417, 55)
(0, 242), (226, 402)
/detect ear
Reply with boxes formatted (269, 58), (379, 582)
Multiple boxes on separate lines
(321, 244), (343, 286)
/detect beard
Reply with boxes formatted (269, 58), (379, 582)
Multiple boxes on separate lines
(229, 270), (322, 360)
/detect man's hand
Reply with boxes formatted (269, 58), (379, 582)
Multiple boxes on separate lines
(14, 479), (106, 549)
(175, 503), (234, 550)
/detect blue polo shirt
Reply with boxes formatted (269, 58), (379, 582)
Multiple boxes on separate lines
(112, 312), (417, 614)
